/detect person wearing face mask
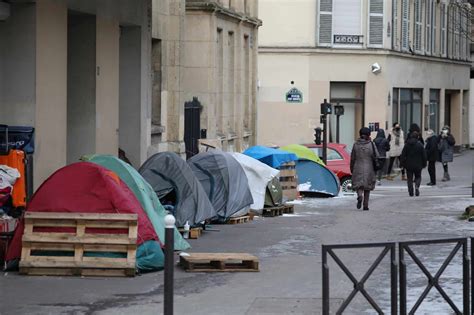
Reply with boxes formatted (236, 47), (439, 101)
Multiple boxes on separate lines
(387, 122), (405, 180)
(350, 127), (379, 211)
(438, 125), (455, 181)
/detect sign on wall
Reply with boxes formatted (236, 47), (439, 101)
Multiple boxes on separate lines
(286, 87), (303, 103)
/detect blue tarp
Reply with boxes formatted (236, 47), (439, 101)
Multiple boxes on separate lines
(243, 146), (298, 169)
(295, 160), (340, 197)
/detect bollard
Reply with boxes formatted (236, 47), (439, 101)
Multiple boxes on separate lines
(164, 214), (175, 315)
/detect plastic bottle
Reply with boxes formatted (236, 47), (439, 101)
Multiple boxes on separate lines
(183, 221), (190, 239)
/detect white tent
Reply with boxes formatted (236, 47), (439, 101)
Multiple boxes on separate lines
(230, 152), (280, 213)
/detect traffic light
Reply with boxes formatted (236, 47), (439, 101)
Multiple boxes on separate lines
(314, 127), (322, 145)
(320, 99), (332, 115)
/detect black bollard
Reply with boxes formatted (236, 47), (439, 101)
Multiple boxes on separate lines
(164, 214), (175, 315)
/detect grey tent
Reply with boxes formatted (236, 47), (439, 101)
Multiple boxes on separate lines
(187, 151), (253, 220)
(139, 152), (217, 227)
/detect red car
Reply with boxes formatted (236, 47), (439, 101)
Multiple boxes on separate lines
(304, 143), (352, 192)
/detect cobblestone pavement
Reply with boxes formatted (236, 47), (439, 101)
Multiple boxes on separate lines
(1, 151), (472, 315)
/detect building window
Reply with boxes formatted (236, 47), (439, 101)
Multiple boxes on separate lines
(425, 0), (432, 55)
(428, 89), (440, 133)
(393, 88), (423, 133)
(392, 88), (399, 125)
(392, 0), (399, 50)
(432, 0), (437, 54)
(368, 0), (384, 47)
(330, 82), (365, 147)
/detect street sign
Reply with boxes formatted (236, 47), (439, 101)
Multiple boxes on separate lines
(286, 88), (303, 103)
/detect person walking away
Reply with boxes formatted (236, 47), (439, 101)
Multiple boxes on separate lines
(387, 123), (405, 180)
(407, 123), (425, 145)
(400, 131), (427, 197)
(424, 129), (439, 185)
(438, 126), (455, 181)
(351, 127), (379, 210)
(373, 129), (390, 185)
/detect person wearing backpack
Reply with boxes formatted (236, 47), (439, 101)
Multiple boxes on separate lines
(400, 131), (427, 197)
(373, 129), (390, 185)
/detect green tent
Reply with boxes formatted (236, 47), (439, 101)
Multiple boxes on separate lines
(280, 144), (324, 165)
(81, 155), (190, 251)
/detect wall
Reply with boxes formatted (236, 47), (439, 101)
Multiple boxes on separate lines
(0, 3), (36, 126)
(470, 80), (474, 147)
(258, 0), (315, 47)
(35, 0), (68, 188)
(67, 14), (96, 164)
(119, 27), (142, 167)
(95, 17), (120, 155)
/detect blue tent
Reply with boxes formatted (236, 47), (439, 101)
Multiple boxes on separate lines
(243, 146), (298, 169)
(295, 160), (340, 197)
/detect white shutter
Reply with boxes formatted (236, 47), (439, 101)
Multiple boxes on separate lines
(425, 0), (432, 55)
(432, 1), (436, 54)
(368, 0), (384, 47)
(393, 0), (399, 50)
(318, 0), (333, 46)
(414, 0), (422, 52)
(440, 3), (446, 57)
(401, 0), (410, 51)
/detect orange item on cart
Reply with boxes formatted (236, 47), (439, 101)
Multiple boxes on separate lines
(0, 150), (26, 208)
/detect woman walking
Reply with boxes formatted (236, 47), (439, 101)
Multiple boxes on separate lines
(387, 123), (405, 180)
(424, 129), (439, 185)
(373, 129), (390, 185)
(351, 127), (379, 210)
(438, 126), (456, 181)
(400, 131), (427, 196)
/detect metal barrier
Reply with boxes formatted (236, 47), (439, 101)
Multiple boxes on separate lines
(323, 238), (470, 315)
(322, 242), (397, 315)
(399, 238), (469, 315)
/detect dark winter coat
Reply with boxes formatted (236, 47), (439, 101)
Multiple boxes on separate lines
(424, 135), (439, 162)
(438, 134), (455, 163)
(373, 129), (390, 158)
(407, 124), (425, 145)
(350, 138), (379, 191)
(400, 138), (427, 171)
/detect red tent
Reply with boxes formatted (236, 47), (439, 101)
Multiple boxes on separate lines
(7, 162), (159, 261)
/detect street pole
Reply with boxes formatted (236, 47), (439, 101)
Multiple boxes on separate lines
(336, 114), (340, 144)
(320, 99), (331, 165)
(164, 214), (175, 315)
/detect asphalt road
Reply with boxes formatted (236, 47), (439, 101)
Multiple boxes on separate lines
(1, 151), (473, 315)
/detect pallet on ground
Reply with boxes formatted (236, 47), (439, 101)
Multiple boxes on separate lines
(261, 204), (294, 216)
(178, 227), (203, 239)
(19, 212), (137, 277)
(180, 253), (259, 272)
(227, 215), (252, 224)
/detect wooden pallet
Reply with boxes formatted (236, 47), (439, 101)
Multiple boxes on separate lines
(227, 215), (251, 224)
(262, 204), (294, 216)
(178, 227), (203, 239)
(180, 253), (259, 272)
(19, 212), (137, 277)
(279, 162), (298, 201)
(281, 204), (295, 214)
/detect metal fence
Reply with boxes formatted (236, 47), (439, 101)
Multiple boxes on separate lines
(322, 238), (472, 315)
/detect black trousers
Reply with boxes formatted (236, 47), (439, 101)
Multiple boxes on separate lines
(388, 157), (405, 175)
(428, 161), (436, 184)
(406, 169), (422, 195)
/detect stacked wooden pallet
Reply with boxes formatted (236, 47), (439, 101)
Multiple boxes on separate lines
(227, 215), (252, 224)
(279, 162), (298, 201)
(262, 204), (295, 217)
(19, 212), (137, 277)
(180, 253), (259, 272)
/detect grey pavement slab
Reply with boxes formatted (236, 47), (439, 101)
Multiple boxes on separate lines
(0, 151), (473, 314)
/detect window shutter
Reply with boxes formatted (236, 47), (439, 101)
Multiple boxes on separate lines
(425, 0), (432, 55)
(401, 0), (410, 51)
(368, 0), (384, 47)
(440, 3), (446, 57)
(393, 0), (399, 50)
(432, 1), (436, 54)
(414, 0), (423, 52)
(318, 0), (333, 46)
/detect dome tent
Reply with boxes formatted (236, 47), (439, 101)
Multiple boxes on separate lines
(6, 162), (165, 272)
(81, 155), (190, 251)
(139, 152), (217, 227)
(187, 151), (253, 220)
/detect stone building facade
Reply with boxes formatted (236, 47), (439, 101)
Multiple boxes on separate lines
(258, 0), (471, 149)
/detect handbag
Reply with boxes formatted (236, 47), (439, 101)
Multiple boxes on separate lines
(371, 142), (383, 171)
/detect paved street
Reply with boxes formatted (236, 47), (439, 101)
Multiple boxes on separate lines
(1, 151), (473, 315)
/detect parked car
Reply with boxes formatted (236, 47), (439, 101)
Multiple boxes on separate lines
(303, 143), (352, 192)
